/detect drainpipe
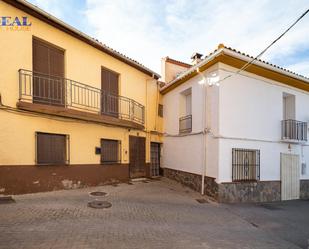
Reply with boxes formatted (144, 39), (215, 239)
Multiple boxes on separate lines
(197, 68), (207, 195)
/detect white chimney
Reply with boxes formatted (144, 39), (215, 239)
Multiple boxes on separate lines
(191, 52), (203, 65)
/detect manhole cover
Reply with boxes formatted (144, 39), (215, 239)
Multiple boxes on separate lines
(89, 191), (107, 197)
(88, 200), (112, 209)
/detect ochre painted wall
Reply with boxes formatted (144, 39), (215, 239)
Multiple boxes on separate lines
(0, 1), (163, 166)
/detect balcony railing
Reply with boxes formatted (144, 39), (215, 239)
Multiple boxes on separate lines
(18, 69), (145, 124)
(179, 114), (192, 134)
(281, 119), (307, 142)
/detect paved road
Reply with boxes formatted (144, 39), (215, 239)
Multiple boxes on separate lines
(0, 178), (308, 249)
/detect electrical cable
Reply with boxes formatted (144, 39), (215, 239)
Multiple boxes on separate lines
(216, 8), (309, 84)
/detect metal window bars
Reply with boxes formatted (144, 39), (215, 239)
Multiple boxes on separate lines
(179, 114), (192, 134)
(232, 148), (260, 182)
(281, 119), (307, 141)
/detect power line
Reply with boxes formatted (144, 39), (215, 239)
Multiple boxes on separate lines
(216, 8), (309, 84)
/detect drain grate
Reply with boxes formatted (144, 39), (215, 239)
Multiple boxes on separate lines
(89, 191), (107, 197)
(0, 196), (15, 204)
(259, 203), (282, 210)
(196, 198), (209, 204)
(88, 200), (112, 209)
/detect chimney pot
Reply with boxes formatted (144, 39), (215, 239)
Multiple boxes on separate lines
(191, 52), (203, 65)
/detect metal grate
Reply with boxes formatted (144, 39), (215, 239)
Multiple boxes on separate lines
(150, 143), (160, 177)
(179, 115), (192, 134)
(232, 148), (260, 182)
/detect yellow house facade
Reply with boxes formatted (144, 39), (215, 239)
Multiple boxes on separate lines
(0, 0), (163, 194)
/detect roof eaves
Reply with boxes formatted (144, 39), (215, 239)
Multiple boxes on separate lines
(222, 47), (309, 83)
(160, 47), (224, 92)
(160, 45), (309, 92)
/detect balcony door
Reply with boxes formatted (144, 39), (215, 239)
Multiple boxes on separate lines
(283, 93), (295, 120)
(33, 38), (65, 106)
(101, 67), (119, 117)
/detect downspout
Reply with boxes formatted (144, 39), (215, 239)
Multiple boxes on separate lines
(197, 68), (207, 195)
(154, 80), (159, 131)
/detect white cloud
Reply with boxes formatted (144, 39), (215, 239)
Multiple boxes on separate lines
(85, 0), (309, 77)
(29, 0), (65, 19)
(287, 61), (309, 78)
(28, 0), (309, 77)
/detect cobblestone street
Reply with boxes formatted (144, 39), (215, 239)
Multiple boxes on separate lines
(0, 178), (308, 249)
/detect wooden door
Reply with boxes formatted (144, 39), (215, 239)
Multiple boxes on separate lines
(33, 38), (65, 106)
(281, 153), (300, 200)
(129, 136), (146, 178)
(101, 67), (119, 117)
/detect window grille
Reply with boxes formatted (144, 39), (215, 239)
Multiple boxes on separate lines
(232, 148), (260, 181)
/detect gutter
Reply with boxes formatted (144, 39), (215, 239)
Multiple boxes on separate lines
(160, 48), (224, 92)
(222, 49), (309, 83)
(161, 47), (309, 93)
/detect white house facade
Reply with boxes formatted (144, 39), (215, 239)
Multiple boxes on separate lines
(160, 45), (309, 202)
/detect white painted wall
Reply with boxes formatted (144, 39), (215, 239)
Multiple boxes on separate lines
(162, 62), (309, 184)
(162, 65), (219, 178)
(217, 63), (309, 182)
(162, 135), (203, 174)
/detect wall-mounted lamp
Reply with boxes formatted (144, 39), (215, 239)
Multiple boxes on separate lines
(197, 69), (220, 86)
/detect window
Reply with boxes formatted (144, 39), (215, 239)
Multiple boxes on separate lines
(36, 132), (69, 165)
(158, 104), (163, 117)
(101, 67), (119, 117)
(283, 92), (295, 120)
(179, 88), (192, 133)
(33, 38), (65, 106)
(232, 148), (260, 181)
(101, 139), (121, 164)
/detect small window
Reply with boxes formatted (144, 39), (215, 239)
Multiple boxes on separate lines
(36, 132), (69, 165)
(232, 148), (260, 181)
(158, 104), (163, 117)
(179, 88), (192, 134)
(101, 139), (121, 164)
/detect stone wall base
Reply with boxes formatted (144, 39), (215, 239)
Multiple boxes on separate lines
(163, 168), (218, 199)
(218, 181), (281, 203)
(163, 168), (282, 203)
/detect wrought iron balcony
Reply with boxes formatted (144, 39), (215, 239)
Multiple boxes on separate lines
(179, 114), (192, 134)
(18, 69), (145, 125)
(281, 119), (307, 142)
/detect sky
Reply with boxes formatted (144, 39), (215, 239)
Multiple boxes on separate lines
(28, 0), (309, 77)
